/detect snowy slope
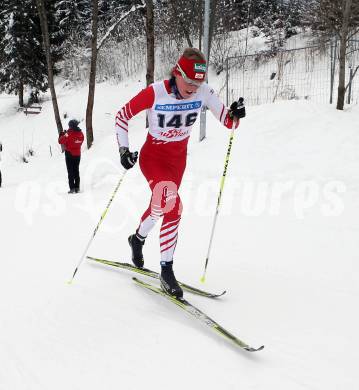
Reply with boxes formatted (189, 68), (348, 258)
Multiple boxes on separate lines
(0, 80), (358, 390)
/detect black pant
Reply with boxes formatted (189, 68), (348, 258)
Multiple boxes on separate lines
(65, 151), (81, 190)
(0, 169), (2, 187)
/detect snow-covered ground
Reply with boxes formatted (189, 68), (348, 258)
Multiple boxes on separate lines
(0, 79), (358, 390)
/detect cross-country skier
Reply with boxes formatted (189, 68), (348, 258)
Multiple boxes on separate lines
(58, 119), (84, 194)
(115, 48), (245, 298)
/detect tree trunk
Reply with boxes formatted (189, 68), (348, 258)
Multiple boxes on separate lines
(208, 0), (218, 59)
(199, 0), (203, 51)
(336, 0), (352, 110)
(145, 0), (155, 129)
(85, 0), (99, 149)
(145, 0), (155, 87)
(18, 80), (24, 107)
(35, 0), (63, 134)
(180, 19), (193, 48)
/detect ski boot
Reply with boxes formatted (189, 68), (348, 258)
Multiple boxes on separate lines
(160, 261), (183, 299)
(128, 232), (145, 268)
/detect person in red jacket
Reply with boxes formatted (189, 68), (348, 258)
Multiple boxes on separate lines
(58, 119), (84, 194)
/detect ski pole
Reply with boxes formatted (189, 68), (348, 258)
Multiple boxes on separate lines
(200, 121), (237, 283)
(68, 169), (127, 284)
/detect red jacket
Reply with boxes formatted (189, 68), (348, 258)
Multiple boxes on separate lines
(58, 129), (84, 156)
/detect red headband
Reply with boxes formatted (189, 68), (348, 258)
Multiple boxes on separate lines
(175, 55), (207, 81)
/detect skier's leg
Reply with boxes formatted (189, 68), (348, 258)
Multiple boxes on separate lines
(159, 156), (186, 264)
(128, 152), (165, 267)
(160, 193), (182, 264)
(129, 149), (185, 279)
(158, 190), (184, 298)
(158, 168), (185, 298)
(129, 179), (170, 267)
(70, 156), (77, 190)
(137, 191), (163, 238)
(65, 153), (74, 192)
(74, 156), (81, 192)
(136, 151), (164, 237)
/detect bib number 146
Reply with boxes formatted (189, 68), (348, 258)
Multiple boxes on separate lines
(157, 113), (198, 128)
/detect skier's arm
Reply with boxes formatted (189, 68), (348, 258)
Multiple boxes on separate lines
(203, 84), (240, 129)
(115, 86), (155, 148)
(58, 132), (68, 145)
(77, 132), (84, 146)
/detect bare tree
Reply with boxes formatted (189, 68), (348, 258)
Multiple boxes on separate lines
(97, 3), (146, 52)
(336, 0), (355, 109)
(86, 2), (146, 148)
(85, 0), (99, 149)
(35, 0), (63, 134)
(208, 0), (219, 58)
(145, 0), (155, 87)
(307, 0), (359, 110)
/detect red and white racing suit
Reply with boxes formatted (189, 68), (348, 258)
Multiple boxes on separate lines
(115, 80), (238, 263)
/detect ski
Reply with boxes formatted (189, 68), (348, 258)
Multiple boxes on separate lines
(87, 256), (226, 298)
(133, 277), (264, 352)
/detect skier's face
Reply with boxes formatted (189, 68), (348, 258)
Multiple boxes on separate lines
(175, 74), (203, 99)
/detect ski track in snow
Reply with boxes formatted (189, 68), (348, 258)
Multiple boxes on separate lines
(0, 79), (358, 390)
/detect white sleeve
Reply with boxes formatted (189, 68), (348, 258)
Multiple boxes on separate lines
(201, 83), (228, 125)
(115, 85), (155, 149)
(115, 107), (129, 148)
(200, 84), (237, 129)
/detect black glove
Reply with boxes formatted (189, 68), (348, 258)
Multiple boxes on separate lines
(119, 147), (138, 170)
(229, 97), (246, 119)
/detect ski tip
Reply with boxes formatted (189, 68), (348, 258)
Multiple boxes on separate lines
(245, 345), (265, 352)
(207, 290), (226, 298)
